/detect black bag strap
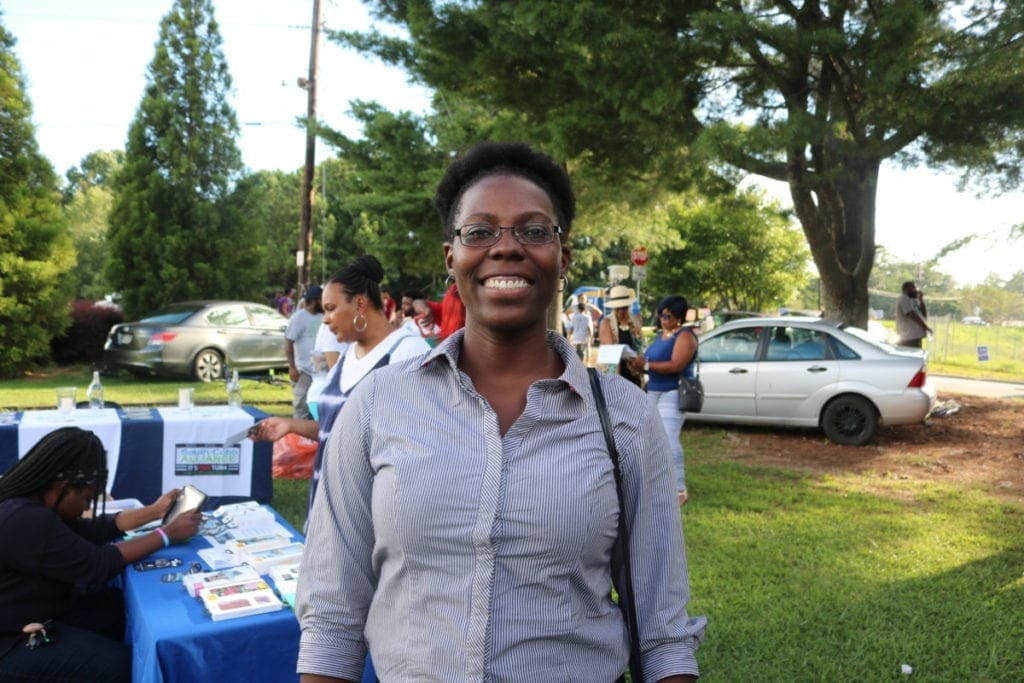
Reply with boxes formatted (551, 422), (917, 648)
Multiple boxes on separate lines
(588, 368), (644, 682)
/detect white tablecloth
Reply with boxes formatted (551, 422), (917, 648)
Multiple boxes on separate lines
(18, 408), (123, 481)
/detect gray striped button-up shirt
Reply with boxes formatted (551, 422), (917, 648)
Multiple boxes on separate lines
(297, 331), (705, 681)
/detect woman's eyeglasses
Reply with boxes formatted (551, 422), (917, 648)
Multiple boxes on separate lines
(455, 222), (562, 247)
(659, 313), (678, 319)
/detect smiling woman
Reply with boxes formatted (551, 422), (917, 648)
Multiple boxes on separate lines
(295, 142), (705, 682)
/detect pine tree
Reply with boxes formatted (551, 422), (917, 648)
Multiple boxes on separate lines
(0, 16), (75, 377)
(107, 0), (256, 318)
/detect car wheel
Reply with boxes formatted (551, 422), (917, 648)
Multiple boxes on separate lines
(821, 395), (878, 446)
(192, 348), (224, 383)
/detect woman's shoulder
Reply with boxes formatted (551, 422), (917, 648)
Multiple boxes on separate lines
(0, 498), (56, 536)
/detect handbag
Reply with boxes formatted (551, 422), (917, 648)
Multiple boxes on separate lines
(677, 374), (704, 413)
(587, 368), (644, 683)
(677, 328), (703, 413)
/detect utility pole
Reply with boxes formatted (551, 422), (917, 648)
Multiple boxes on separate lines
(297, 0), (322, 292)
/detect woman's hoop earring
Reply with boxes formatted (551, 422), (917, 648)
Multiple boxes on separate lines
(445, 274), (455, 287)
(353, 313), (368, 333)
(559, 275), (568, 290)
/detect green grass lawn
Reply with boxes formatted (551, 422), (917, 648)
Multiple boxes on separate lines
(682, 429), (1024, 680)
(5, 367), (1022, 679)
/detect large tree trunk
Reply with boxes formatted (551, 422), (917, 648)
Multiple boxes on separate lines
(787, 149), (879, 329)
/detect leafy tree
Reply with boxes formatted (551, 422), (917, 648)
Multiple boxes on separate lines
(958, 282), (1024, 323)
(0, 17), (75, 376)
(106, 0), (251, 319)
(227, 169), (302, 297)
(1004, 270), (1024, 296)
(644, 189), (810, 313)
(318, 102), (448, 288)
(63, 149), (124, 203)
(341, 1), (1024, 328)
(63, 150), (124, 299)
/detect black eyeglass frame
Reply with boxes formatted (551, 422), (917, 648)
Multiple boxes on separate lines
(454, 223), (563, 248)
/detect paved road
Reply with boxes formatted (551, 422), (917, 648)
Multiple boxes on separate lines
(931, 375), (1024, 400)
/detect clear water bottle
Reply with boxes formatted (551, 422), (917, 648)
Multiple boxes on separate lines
(226, 369), (243, 407)
(86, 371), (104, 409)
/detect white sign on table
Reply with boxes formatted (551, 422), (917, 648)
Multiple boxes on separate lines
(157, 406), (256, 497)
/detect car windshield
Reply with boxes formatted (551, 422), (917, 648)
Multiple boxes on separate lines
(139, 304), (205, 325)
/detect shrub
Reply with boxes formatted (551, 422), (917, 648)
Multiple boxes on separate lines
(51, 300), (123, 365)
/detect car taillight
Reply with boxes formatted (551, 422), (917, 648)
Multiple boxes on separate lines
(149, 332), (178, 345)
(907, 369), (926, 388)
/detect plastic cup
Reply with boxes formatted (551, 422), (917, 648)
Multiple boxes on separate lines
(178, 387), (194, 411)
(57, 387), (77, 419)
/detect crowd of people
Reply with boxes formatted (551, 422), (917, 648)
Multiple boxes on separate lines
(1, 141), (708, 682)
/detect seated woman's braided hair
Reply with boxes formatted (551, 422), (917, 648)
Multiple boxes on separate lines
(0, 427), (109, 534)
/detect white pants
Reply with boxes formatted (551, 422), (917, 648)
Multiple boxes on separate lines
(647, 389), (686, 491)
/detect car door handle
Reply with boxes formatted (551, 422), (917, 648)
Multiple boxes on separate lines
(807, 366), (828, 373)
(729, 368), (748, 374)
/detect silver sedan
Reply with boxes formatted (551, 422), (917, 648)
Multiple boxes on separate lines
(103, 301), (289, 382)
(687, 317), (936, 445)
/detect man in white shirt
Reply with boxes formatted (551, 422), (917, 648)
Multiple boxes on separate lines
(285, 286), (324, 419)
(566, 302), (593, 360)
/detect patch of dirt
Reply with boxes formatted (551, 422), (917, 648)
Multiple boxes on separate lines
(689, 393), (1024, 501)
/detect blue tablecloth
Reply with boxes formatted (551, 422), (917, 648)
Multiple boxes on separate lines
(0, 406), (272, 506)
(123, 506), (301, 683)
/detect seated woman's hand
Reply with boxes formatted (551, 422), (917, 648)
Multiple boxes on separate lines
(153, 488), (182, 518)
(163, 508), (201, 543)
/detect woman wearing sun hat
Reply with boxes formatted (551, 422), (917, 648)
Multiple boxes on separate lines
(599, 284), (645, 386)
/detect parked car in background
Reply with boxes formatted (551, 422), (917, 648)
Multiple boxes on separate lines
(960, 316), (990, 326)
(104, 301), (289, 382)
(688, 316), (935, 445)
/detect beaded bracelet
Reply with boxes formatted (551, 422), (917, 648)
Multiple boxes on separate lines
(155, 527), (170, 548)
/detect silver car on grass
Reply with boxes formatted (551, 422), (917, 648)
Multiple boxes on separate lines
(103, 301), (289, 382)
(688, 316), (936, 445)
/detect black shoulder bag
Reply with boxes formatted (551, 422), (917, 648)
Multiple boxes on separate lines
(588, 367), (644, 682)
(677, 328), (704, 413)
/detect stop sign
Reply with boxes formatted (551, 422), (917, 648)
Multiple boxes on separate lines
(631, 246), (649, 266)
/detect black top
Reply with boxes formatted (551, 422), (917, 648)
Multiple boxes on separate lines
(616, 323), (643, 386)
(0, 497), (124, 634)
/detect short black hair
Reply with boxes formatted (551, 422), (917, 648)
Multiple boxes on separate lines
(328, 255), (385, 310)
(433, 141), (576, 241)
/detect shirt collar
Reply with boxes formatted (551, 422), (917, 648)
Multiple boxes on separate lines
(417, 329), (594, 407)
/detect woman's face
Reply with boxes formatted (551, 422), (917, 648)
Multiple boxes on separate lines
(444, 174), (570, 335)
(659, 308), (680, 331)
(55, 483), (98, 521)
(322, 282), (363, 343)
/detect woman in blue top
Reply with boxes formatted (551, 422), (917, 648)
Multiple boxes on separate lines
(637, 295), (698, 504)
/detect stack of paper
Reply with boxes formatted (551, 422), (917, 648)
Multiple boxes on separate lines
(268, 563), (300, 609)
(200, 579), (283, 621)
(183, 565), (261, 598)
(241, 543), (305, 574)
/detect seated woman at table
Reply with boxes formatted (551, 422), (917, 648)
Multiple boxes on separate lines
(251, 255), (430, 513)
(296, 142), (704, 682)
(0, 427), (201, 682)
